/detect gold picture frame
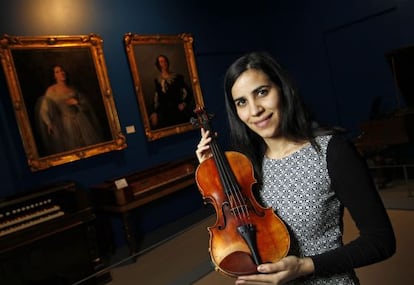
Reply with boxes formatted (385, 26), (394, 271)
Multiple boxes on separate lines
(0, 34), (126, 171)
(124, 33), (204, 141)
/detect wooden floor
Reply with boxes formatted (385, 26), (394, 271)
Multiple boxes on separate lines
(101, 183), (414, 285)
(105, 215), (216, 285)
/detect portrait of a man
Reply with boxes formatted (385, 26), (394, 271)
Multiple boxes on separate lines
(124, 33), (204, 141)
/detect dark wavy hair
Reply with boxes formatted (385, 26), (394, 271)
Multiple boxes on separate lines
(49, 64), (71, 85)
(155, 54), (170, 71)
(223, 51), (318, 184)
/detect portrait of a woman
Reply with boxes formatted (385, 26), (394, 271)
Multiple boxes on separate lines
(35, 64), (104, 156)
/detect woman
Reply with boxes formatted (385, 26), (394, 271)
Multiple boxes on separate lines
(36, 64), (103, 156)
(149, 54), (194, 129)
(195, 52), (395, 284)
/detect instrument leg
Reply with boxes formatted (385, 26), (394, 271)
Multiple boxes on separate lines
(121, 212), (137, 257)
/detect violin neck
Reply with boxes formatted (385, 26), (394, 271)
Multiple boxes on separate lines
(194, 105), (240, 193)
(209, 139), (239, 194)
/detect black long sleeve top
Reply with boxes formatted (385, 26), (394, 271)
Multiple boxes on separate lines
(311, 135), (396, 275)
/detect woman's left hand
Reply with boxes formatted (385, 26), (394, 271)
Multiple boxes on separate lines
(235, 256), (314, 285)
(65, 97), (79, 105)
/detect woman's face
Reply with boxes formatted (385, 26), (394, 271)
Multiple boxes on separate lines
(231, 69), (282, 139)
(54, 66), (66, 82)
(157, 56), (169, 71)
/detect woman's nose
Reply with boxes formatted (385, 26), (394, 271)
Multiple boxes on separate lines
(249, 102), (263, 116)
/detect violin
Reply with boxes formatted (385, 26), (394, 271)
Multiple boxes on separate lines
(192, 106), (290, 277)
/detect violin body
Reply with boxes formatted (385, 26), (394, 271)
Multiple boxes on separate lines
(196, 151), (290, 277)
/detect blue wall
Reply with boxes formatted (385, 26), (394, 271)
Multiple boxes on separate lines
(0, 0), (279, 193)
(1, 0), (413, 242)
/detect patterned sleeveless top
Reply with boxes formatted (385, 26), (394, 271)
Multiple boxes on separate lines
(260, 135), (359, 284)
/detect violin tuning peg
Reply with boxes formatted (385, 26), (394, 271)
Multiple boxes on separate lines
(193, 105), (204, 114)
(190, 117), (199, 127)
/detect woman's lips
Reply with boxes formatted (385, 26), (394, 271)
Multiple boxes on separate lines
(253, 114), (272, 128)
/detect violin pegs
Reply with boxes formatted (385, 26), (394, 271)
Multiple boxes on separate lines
(190, 117), (200, 127)
(193, 105), (204, 114)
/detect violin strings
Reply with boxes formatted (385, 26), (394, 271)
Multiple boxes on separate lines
(200, 110), (250, 225)
(210, 140), (250, 225)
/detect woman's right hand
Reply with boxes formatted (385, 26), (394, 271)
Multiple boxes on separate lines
(195, 128), (212, 163)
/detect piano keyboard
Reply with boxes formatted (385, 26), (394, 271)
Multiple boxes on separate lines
(0, 181), (109, 284)
(0, 197), (66, 237)
(0, 210), (65, 237)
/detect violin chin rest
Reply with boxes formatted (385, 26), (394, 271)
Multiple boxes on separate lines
(218, 251), (258, 277)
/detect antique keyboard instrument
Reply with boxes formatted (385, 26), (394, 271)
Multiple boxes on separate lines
(91, 156), (197, 210)
(0, 181), (93, 253)
(91, 156), (198, 255)
(0, 181), (110, 285)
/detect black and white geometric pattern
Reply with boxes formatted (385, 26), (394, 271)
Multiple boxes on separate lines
(260, 135), (359, 284)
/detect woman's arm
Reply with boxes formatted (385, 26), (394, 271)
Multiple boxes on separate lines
(311, 135), (396, 275)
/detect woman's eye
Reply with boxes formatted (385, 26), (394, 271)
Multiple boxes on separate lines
(257, 88), (268, 96)
(235, 98), (246, 107)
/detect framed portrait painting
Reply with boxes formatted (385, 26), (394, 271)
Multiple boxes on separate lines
(124, 33), (204, 141)
(0, 34), (126, 171)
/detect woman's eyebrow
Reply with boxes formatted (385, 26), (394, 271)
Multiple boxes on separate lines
(233, 96), (244, 103)
(251, 84), (270, 95)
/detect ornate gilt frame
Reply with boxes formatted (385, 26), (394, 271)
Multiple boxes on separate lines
(124, 33), (204, 141)
(0, 34), (126, 171)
